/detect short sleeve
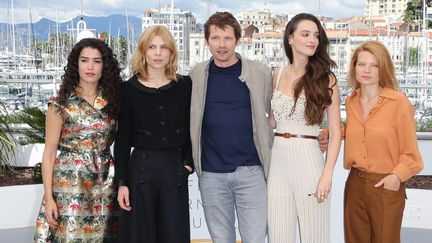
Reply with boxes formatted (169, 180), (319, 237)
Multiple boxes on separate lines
(47, 96), (62, 114)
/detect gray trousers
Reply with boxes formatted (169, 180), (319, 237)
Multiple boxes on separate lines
(199, 165), (268, 243)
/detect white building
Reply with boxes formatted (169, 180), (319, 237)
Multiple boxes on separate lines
(326, 29), (350, 74)
(188, 32), (211, 69)
(251, 32), (284, 68)
(365, 0), (408, 20)
(142, 6), (197, 70)
(236, 11), (274, 26)
(236, 10), (287, 33)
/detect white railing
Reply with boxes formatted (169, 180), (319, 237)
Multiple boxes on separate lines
(0, 72), (61, 84)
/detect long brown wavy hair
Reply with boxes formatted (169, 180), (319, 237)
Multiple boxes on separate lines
(283, 13), (337, 125)
(56, 38), (122, 119)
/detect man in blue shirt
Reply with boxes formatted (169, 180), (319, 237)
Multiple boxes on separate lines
(189, 12), (273, 243)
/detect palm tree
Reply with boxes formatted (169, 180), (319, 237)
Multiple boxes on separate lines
(403, 0), (432, 31)
(0, 100), (15, 174)
(12, 107), (45, 145)
(268, 18), (278, 31)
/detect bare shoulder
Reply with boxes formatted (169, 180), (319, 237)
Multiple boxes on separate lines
(328, 73), (338, 88)
(273, 67), (284, 76)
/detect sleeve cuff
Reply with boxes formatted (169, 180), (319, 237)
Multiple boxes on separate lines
(117, 179), (128, 187)
(183, 160), (194, 174)
(392, 163), (414, 182)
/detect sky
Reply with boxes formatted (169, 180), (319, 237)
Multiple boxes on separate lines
(0, 0), (366, 24)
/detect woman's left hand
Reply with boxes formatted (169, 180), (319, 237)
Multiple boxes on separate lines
(184, 165), (192, 173)
(375, 174), (401, 191)
(315, 175), (332, 203)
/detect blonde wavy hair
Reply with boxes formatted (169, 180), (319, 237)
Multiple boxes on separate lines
(130, 25), (178, 81)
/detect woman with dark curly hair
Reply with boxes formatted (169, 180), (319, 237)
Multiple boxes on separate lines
(267, 13), (341, 243)
(34, 38), (122, 242)
(114, 25), (193, 243)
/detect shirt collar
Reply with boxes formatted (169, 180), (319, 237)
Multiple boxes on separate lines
(93, 92), (107, 110)
(352, 87), (398, 100)
(70, 90), (107, 111)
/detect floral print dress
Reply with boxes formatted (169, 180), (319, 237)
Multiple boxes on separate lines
(34, 93), (118, 243)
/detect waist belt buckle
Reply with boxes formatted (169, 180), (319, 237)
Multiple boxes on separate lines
(284, 133), (293, 138)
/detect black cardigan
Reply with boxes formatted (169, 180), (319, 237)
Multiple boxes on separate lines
(114, 74), (193, 186)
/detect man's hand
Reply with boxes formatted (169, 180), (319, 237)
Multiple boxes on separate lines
(318, 129), (329, 152)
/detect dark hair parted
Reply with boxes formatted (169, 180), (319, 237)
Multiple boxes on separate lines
(283, 13), (337, 125)
(57, 38), (122, 119)
(204, 12), (241, 41)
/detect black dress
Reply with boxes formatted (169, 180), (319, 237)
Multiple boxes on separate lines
(114, 75), (193, 243)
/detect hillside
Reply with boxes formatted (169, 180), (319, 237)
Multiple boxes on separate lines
(0, 14), (142, 41)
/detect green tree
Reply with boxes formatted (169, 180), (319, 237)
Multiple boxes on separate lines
(0, 101), (15, 173)
(108, 35), (115, 50)
(99, 32), (115, 50)
(117, 35), (129, 67)
(12, 107), (45, 145)
(267, 18), (278, 31)
(408, 47), (419, 66)
(403, 0), (432, 31)
(46, 32), (72, 66)
(416, 107), (432, 132)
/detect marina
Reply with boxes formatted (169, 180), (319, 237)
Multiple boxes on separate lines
(0, 0), (431, 241)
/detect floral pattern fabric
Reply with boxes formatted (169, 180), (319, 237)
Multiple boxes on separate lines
(34, 93), (118, 243)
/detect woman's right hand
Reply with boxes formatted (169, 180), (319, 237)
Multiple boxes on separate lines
(44, 198), (58, 228)
(118, 186), (132, 211)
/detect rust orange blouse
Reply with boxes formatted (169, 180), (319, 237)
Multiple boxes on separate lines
(344, 88), (423, 182)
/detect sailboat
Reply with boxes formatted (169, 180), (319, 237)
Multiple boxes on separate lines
(0, 0), (63, 111)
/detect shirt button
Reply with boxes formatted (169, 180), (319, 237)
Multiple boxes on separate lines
(162, 137), (167, 141)
(158, 105), (164, 110)
(160, 121), (166, 125)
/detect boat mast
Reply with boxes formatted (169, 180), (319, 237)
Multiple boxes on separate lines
(11, 0), (16, 55)
(55, 0), (60, 68)
(170, 0), (174, 33)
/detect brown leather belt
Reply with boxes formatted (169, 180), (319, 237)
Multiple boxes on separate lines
(274, 132), (318, 140)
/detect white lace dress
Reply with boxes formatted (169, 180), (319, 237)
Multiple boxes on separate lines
(267, 69), (330, 243)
